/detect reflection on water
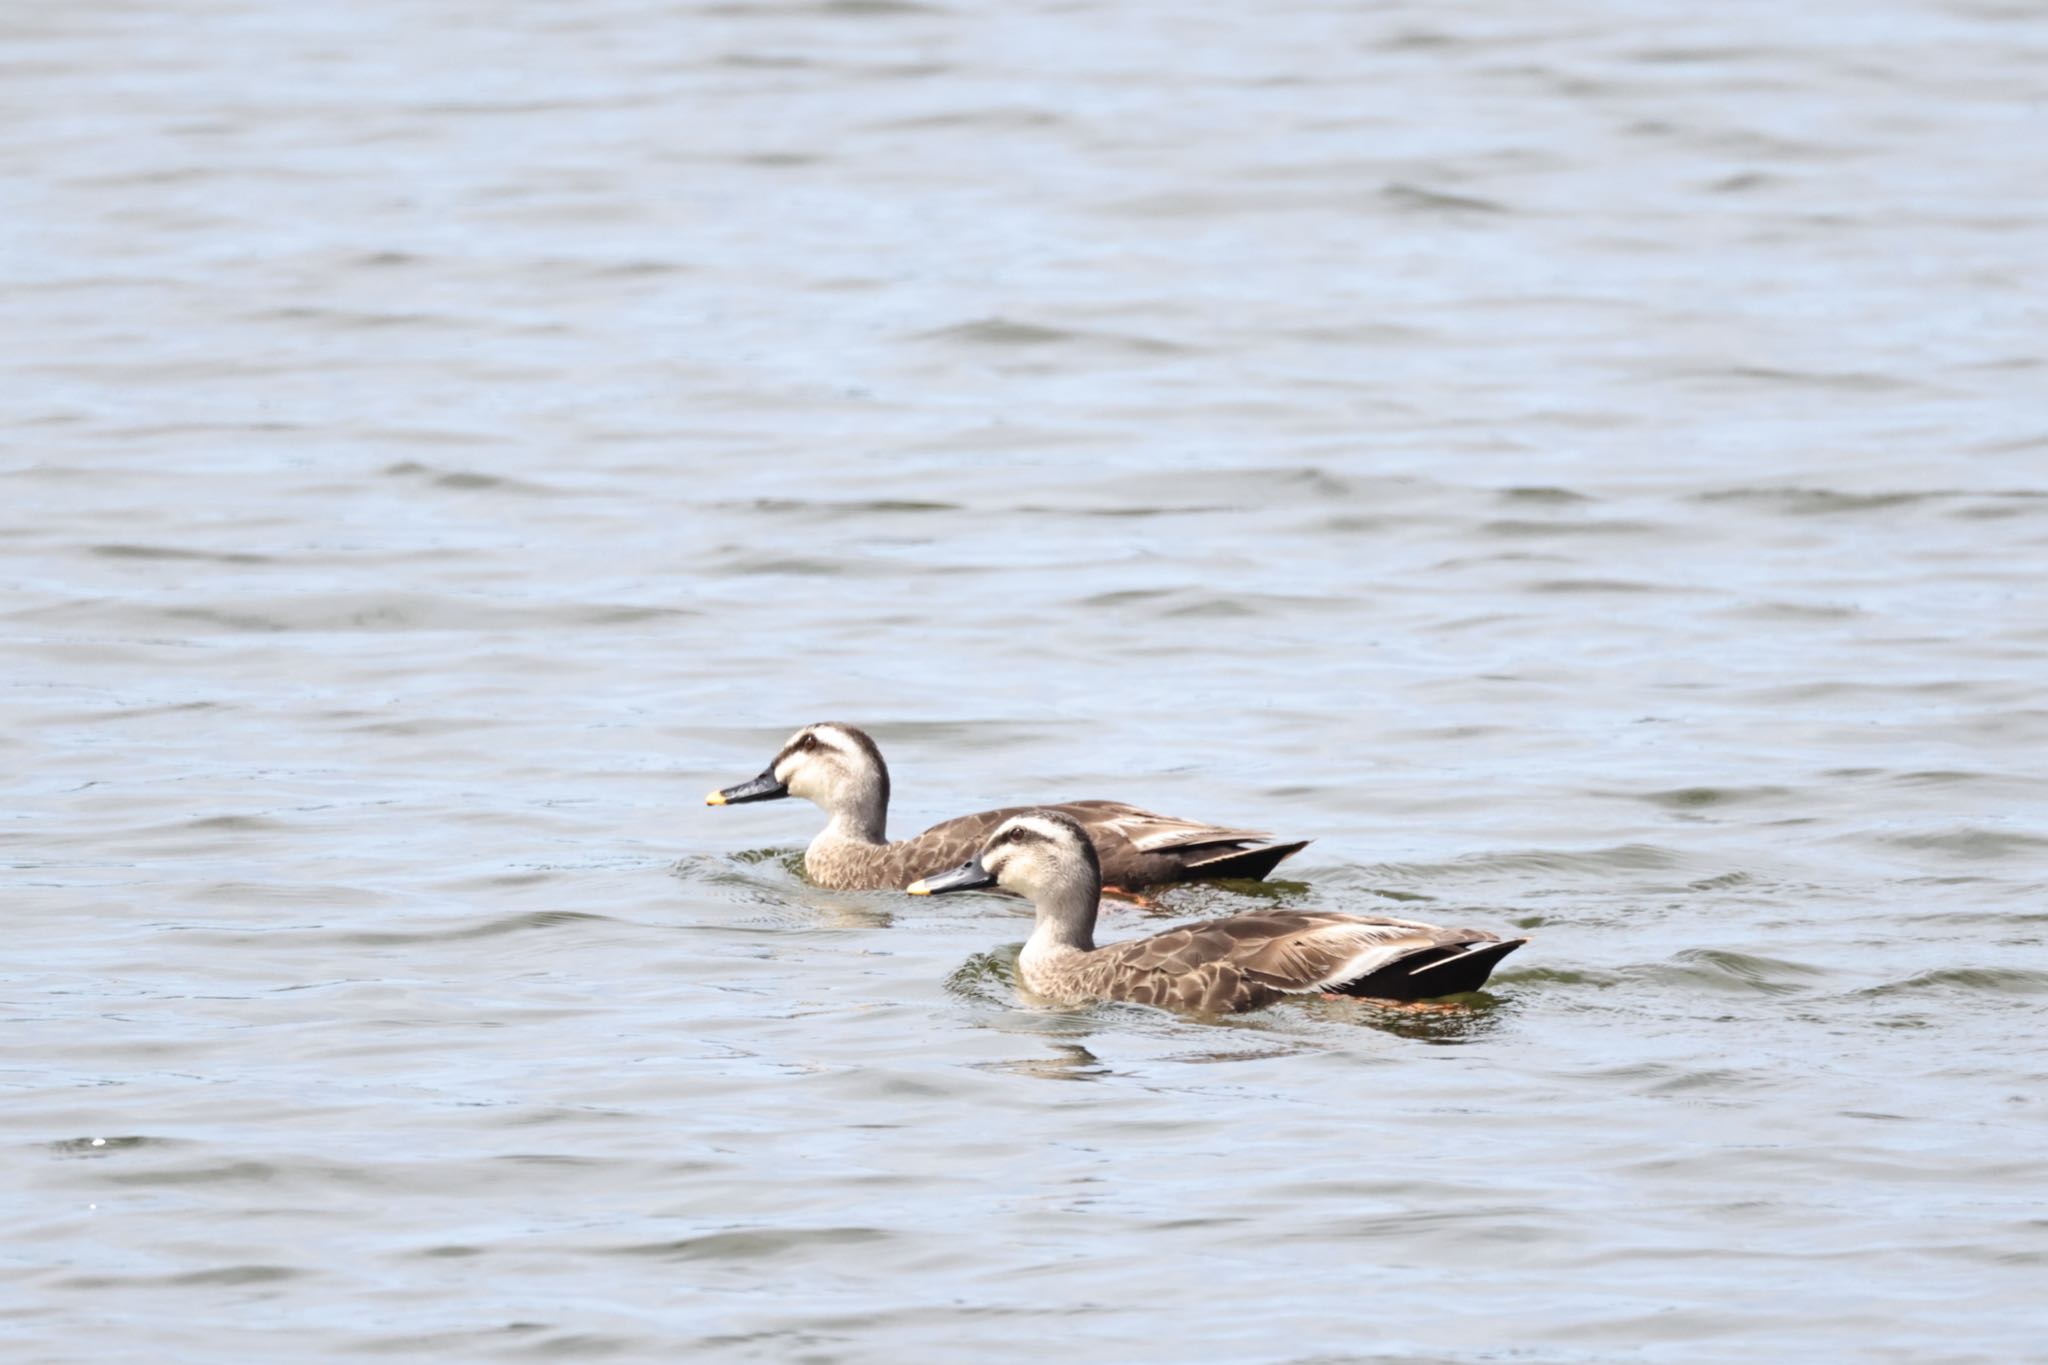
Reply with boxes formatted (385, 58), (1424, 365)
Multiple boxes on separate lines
(6, 0), (2047, 1357)
(1305, 995), (1516, 1045)
(973, 1043), (1116, 1083)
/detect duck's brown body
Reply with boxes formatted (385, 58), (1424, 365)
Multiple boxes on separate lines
(807, 799), (1305, 891)
(709, 724), (1307, 892)
(909, 811), (1526, 1012)
(1019, 909), (1525, 1011)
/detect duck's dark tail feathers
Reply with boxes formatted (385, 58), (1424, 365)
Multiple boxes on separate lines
(1180, 840), (1311, 882)
(1338, 937), (1527, 1001)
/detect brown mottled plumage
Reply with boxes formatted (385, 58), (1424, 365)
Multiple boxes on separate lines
(706, 723), (1307, 891)
(909, 811), (1526, 1012)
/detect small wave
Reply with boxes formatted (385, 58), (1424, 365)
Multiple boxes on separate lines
(1753, 680), (1983, 705)
(1052, 502), (1234, 519)
(671, 849), (807, 885)
(1708, 170), (1780, 193)
(729, 496), (960, 516)
(338, 910), (613, 947)
(1481, 517), (1663, 538)
(49, 1135), (170, 1158)
(716, 52), (812, 69)
(1885, 827), (2048, 860)
(1686, 367), (1915, 394)
(1077, 588), (1177, 608)
(47, 700), (218, 725)
(54, 1265), (305, 1290)
(91, 543), (272, 565)
(104, 1159), (285, 1187)
(1496, 966), (1620, 990)
(1863, 967), (2048, 998)
(1381, 182), (1509, 214)
(916, 316), (1188, 354)
(946, 948), (1020, 1006)
(1634, 785), (1793, 810)
(610, 1226), (893, 1261)
(382, 461), (558, 495)
(1073, 587), (1336, 619)
(1150, 879), (1311, 914)
(708, 550), (914, 578)
(1646, 948), (1830, 996)
(1691, 486), (1943, 514)
(253, 305), (463, 331)
(1718, 600), (1863, 621)
(872, 106), (1065, 132)
(11, 592), (700, 634)
(1528, 578), (1664, 594)
(174, 879), (404, 910)
(1891, 770), (2006, 787)
(1374, 843), (1685, 880)
(1099, 464), (1363, 503)
(737, 151), (824, 168)
(345, 716), (502, 738)
(182, 813), (288, 832)
(1162, 593), (1298, 620)
(1497, 486), (1594, 504)
(171, 1265), (304, 1286)
(1905, 904), (2048, 929)
(1643, 1066), (1772, 1095)
(814, 0), (937, 14)
(1950, 496), (2048, 521)
(1431, 551), (1572, 574)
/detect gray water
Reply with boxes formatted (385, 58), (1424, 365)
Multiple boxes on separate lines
(6, 1), (2048, 1360)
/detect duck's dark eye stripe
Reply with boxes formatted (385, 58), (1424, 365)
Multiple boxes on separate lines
(775, 733), (835, 767)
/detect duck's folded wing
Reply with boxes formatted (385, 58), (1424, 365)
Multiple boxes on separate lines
(1054, 800), (1274, 852)
(1250, 914), (1509, 993)
(905, 802), (1303, 890)
(894, 808), (1026, 881)
(1113, 912), (1500, 995)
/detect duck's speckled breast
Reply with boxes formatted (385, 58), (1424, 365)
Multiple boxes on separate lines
(803, 837), (940, 891)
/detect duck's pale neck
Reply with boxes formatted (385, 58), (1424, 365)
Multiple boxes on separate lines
(811, 783), (888, 846)
(1021, 877), (1100, 963)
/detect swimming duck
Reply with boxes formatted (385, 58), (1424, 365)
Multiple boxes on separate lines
(706, 722), (1307, 892)
(909, 811), (1524, 1010)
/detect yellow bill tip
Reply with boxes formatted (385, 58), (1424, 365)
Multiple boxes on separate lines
(905, 879), (931, 895)
(704, 791), (726, 806)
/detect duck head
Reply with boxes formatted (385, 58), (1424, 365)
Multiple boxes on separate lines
(908, 810), (1101, 902)
(706, 722), (892, 839)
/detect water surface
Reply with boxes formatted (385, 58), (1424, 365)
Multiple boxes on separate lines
(5, 1), (2047, 1359)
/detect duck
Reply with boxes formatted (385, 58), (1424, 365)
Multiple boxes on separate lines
(706, 722), (1307, 892)
(908, 810), (1525, 1011)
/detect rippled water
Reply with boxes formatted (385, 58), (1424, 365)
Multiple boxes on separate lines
(7, 1), (2048, 1359)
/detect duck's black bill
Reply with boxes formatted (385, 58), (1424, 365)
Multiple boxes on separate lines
(705, 772), (789, 806)
(906, 858), (996, 896)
